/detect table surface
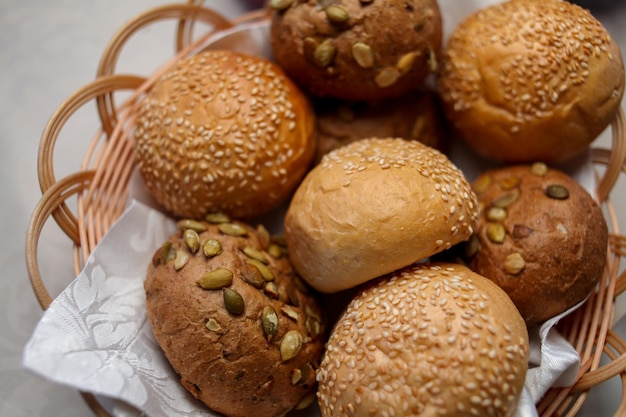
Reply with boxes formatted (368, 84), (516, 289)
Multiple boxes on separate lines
(1, 1), (625, 416)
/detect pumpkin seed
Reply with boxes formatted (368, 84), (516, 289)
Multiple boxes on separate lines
(326, 5), (349, 22)
(160, 241), (175, 264)
(513, 224), (534, 239)
(287, 286), (300, 306)
(472, 174), (492, 193)
(305, 315), (322, 339)
(218, 222), (248, 237)
(282, 305), (300, 321)
(352, 42), (374, 68)
(294, 390), (317, 410)
(205, 212), (230, 224)
(248, 259), (274, 281)
(314, 39), (337, 68)
(486, 207), (507, 222)
(499, 176), (520, 190)
(223, 288), (245, 315)
(206, 318), (222, 333)
(268, 243), (284, 259)
(396, 51), (417, 74)
(427, 48), (438, 72)
(260, 306), (279, 341)
(240, 263), (265, 289)
(375, 67), (400, 87)
(264, 282), (280, 299)
(486, 223), (506, 243)
(183, 229), (201, 253)
(504, 252), (525, 275)
(177, 219), (207, 232)
(280, 330), (303, 361)
(243, 246), (269, 264)
(493, 189), (520, 208)
(291, 368), (303, 385)
(545, 184), (569, 200)
(257, 224), (271, 249)
(464, 234), (480, 258)
(197, 268), (233, 290)
(530, 162), (548, 176)
(174, 250), (190, 271)
(202, 238), (223, 258)
(269, 0), (294, 10)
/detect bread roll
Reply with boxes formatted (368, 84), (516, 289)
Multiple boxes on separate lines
(317, 262), (530, 417)
(463, 163), (608, 325)
(284, 137), (479, 293)
(269, 0), (442, 101)
(134, 50), (316, 220)
(437, 0), (625, 163)
(313, 89), (447, 164)
(144, 217), (326, 417)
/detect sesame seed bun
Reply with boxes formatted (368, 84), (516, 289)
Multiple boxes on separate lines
(317, 262), (530, 417)
(134, 50), (316, 220)
(284, 137), (479, 293)
(437, 0), (625, 164)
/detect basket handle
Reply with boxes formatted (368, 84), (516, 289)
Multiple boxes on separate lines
(95, 3), (234, 136)
(26, 171), (95, 309)
(37, 75), (146, 239)
(592, 107), (626, 203)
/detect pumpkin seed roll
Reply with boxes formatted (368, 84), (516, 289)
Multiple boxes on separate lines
(269, 0), (443, 101)
(145, 217), (326, 417)
(462, 163), (608, 325)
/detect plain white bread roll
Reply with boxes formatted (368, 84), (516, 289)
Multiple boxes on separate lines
(284, 138), (479, 293)
(317, 262), (530, 417)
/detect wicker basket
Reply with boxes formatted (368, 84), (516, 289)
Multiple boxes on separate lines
(24, 2), (626, 416)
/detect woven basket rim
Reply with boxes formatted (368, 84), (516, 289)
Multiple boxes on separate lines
(25, 2), (626, 417)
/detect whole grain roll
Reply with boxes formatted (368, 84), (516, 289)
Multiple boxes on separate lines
(144, 217), (326, 417)
(284, 137), (479, 293)
(134, 50), (316, 220)
(317, 262), (530, 417)
(269, 0), (442, 101)
(463, 163), (608, 325)
(437, 0), (625, 163)
(313, 88), (447, 164)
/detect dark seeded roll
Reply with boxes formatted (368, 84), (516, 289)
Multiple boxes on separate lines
(144, 216), (326, 417)
(463, 163), (608, 325)
(312, 88), (447, 164)
(269, 0), (443, 101)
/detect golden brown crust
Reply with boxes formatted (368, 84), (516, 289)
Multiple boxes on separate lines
(144, 218), (326, 417)
(312, 88), (447, 164)
(134, 50), (316, 220)
(437, 0), (625, 164)
(269, 0), (442, 101)
(464, 163), (608, 325)
(284, 137), (479, 293)
(317, 262), (529, 417)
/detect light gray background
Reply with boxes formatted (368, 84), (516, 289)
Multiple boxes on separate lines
(1, 1), (625, 416)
